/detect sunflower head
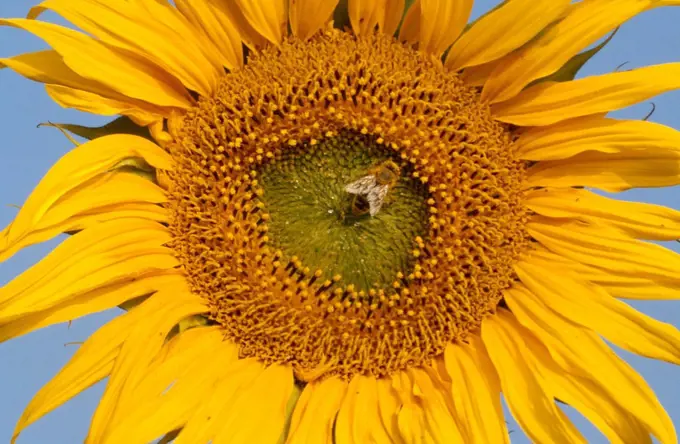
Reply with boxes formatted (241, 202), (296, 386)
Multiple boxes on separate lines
(1, 0), (680, 443)
(163, 27), (530, 380)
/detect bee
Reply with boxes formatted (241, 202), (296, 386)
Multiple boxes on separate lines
(350, 193), (371, 216)
(344, 160), (401, 216)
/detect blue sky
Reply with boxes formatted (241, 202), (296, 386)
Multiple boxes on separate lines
(0, 1), (679, 443)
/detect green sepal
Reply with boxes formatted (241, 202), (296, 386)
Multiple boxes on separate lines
(157, 429), (180, 444)
(333, 0), (414, 37)
(528, 28), (619, 87)
(111, 157), (157, 182)
(277, 382), (305, 444)
(333, 0), (350, 31)
(165, 314), (211, 343)
(118, 294), (151, 312)
(38, 116), (152, 141)
(393, 0), (417, 38)
(39, 119), (157, 182)
(177, 314), (210, 333)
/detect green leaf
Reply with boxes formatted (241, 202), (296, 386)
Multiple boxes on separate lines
(528, 28), (619, 87)
(38, 116), (153, 141)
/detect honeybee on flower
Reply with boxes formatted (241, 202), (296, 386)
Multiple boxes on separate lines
(344, 160), (401, 216)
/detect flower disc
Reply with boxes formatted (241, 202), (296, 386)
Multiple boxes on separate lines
(166, 30), (530, 379)
(258, 131), (431, 291)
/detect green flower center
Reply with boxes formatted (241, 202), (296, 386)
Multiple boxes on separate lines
(259, 132), (429, 291)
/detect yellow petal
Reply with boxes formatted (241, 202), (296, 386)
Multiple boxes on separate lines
(212, 364), (293, 444)
(482, 311), (586, 444)
(115, 328), (237, 418)
(176, 358), (266, 444)
(515, 115), (680, 161)
(460, 60), (497, 87)
(505, 284), (676, 444)
(11, 297), (151, 443)
(335, 375), (393, 444)
(34, 201), (167, 237)
(526, 331), (653, 444)
(0, 18), (192, 109)
(0, 272), (183, 343)
(0, 50), (167, 121)
(407, 368), (464, 444)
(380, 0), (406, 36)
(174, 0), (244, 70)
(286, 377), (347, 444)
(290, 0), (339, 40)
(102, 338), (239, 444)
(492, 63), (680, 126)
(398, 0), (420, 44)
(2, 133), (172, 252)
(45, 85), (164, 125)
(516, 258), (680, 365)
(483, 0), (652, 104)
(348, 0), (384, 36)
(0, 50), (103, 91)
(40, 173), (165, 229)
(121, 325), (228, 407)
(89, 289), (207, 443)
(29, 0), (222, 96)
(387, 370), (464, 444)
(444, 338), (510, 444)
(523, 247), (680, 301)
(175, 358), (265, 444)
(525, 148), (680, 192)
(391, 372), (429, 444)
(376, 378), (405, 444)
(0, 171), (166, 262)
(594, 275), (680, 301)
(526, 188), (680, 240)
(529, 218), (680, 283)
(209, 0), (269, 49)
(446, 0), (570, 71)
(229, 0), (288, 46)
(0, 219), (178, 320)
(126, 0), (229, 77)
(418, 0), (473, 57)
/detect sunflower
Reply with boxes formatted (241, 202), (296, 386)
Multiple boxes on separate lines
(2, 0), (680, 442)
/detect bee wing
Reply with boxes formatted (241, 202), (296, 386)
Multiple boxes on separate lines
(345, 175), (377, 194)
(367, 185), (390, 216)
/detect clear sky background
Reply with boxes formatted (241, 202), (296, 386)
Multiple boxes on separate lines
(0, 1), (679, 443)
